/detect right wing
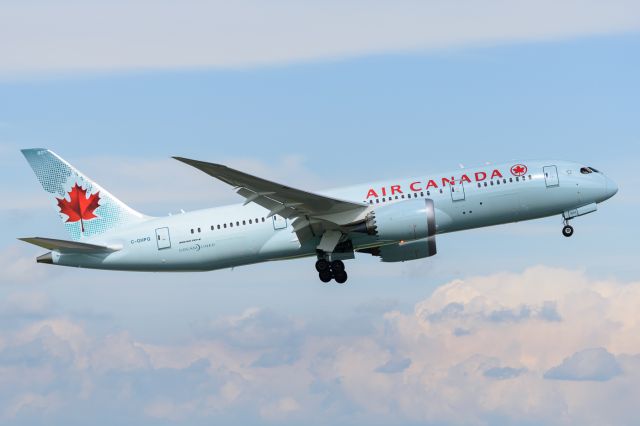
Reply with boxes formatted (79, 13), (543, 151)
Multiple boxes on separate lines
(173, 157), (368, 224)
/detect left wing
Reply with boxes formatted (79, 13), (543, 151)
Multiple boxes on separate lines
(173, 157), (368, 227)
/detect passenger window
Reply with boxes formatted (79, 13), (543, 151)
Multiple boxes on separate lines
(382, 198), (386, 202)
(477, 183), (481, 188)
(236, 221), (240, 226)
(516, 177), (520, 182)
(490, 181), (494, 186)
(420, 192), (424, 197)
(427, 191), (431, 196)
(262, 218), (265, 222)
(528, 175), (532, 180)
(509, 178), (513, 183)
(223, 224), (227, 229)
(249, 219), (252, 224)
(197, 228), (201, 233)
(395, 196), (399, 200)
(484, 182), (488, 187)
(503, 179), (507, 184)
(217, 225), (221, 230)
(230, 223), (233, 228)
(243, 220), (246, 225)
(190, 229), (194, 234)
(211, 226), (214, 231)
(439, 189), (443, 194)
(496, 180), (500, 185)
(376, 199), (379, 203)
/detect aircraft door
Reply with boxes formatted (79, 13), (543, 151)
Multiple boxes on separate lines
(450, 181), (465, 201)
(155, 227), (171, 250)
(543, 166), (559, 187)
(273, 215), (287, 230)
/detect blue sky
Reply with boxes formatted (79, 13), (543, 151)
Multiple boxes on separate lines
(1, 2), (640, 425)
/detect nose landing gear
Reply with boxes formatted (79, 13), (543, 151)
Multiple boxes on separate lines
(315, 259), (349, 284)
(562, 220), (574, 238)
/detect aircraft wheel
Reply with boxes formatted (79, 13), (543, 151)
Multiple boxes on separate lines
(334, 271), (348, 284)
(315, 259), (330, 272)
(562, 225), (574, 238)
(319, 270), (333, 283)
(330, 260), (345, 272)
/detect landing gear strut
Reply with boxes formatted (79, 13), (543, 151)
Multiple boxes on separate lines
(315, 258), (349, 284)
(562, 219), (574, 238)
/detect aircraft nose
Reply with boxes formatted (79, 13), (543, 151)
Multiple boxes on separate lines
(604, 176), (618, 200)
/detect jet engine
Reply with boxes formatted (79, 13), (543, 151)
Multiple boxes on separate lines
(353, 198), (438, 262)
(377, 238), (437, 262)
(354, 198), (437, 242)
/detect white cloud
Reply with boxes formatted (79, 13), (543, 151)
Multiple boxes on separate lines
(1, 266), (640, 424)
(1, 0), (639, 76)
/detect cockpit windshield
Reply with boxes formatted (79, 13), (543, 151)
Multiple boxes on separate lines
(581, 167), (600, 174)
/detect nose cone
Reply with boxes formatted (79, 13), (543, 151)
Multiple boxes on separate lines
(604, 176), (618, 201)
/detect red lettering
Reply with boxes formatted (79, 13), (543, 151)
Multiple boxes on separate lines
(410, 181), (422, 192)
(475, 171), (487, 182)
(391, 185), (403, 195)
(491, 169), (503, 179)
(366, 189), (379, 199)
(381, 187), (387, 196)
(460, 174), (472, 184)
(441, 176), (455, 187)
(426, 180), (439, 189)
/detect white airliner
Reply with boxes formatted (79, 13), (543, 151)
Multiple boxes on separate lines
(20, 149), (617, 283)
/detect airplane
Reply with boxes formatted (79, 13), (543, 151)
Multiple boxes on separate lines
(19, 148), (618, 284)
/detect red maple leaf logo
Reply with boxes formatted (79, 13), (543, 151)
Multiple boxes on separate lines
(511, 164), (528, 176)
(56, 183), (101, 233)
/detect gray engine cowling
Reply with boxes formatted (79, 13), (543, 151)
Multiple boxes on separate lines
(378, 238), (437, 262)
(361, 198), (436, 242)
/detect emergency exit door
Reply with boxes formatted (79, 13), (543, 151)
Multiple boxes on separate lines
(450, 181), (466, 201)
(273, 215), (287, 230)
(155, 227), (171, 250)
(543, 165), (559, 187)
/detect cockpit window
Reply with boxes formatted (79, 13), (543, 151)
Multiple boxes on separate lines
(588, 167), (600, 173)
(580, 167), (592, 174)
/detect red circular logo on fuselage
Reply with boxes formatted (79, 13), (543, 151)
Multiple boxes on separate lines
(510, 164), (528, 176)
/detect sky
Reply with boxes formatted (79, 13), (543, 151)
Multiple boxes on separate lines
(0, 1), (639, 425)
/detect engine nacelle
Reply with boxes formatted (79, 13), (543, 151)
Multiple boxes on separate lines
(378, 238), (437, 262)
(362, 198), (436, 242)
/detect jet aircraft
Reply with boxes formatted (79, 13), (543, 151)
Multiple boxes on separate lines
(19, 149), (618, 284)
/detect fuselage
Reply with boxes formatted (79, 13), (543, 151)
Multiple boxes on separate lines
(48, 160), (618, 272)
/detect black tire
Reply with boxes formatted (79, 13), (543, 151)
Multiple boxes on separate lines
(562, 225), (574, 238)
(334, 271), (348, 284)
(319, 270), (333, 283)
(330, 260), (345, 272)
(315, 259), (330, 272)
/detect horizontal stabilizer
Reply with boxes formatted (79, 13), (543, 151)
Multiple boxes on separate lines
(18, 237), (119, 253)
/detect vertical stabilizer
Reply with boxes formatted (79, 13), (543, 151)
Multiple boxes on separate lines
(21, 148), (148, 240)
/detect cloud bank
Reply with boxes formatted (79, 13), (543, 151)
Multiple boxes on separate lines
(2, 266), (640, 425)
(1, 0), (640, 76)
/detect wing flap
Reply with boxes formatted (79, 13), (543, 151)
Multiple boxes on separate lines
(19, 237), (119, 253)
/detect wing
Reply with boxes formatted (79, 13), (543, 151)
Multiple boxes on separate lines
(173, 157), (368, 225)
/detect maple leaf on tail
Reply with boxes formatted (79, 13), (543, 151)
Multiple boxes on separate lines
(56, 183), (101, 233)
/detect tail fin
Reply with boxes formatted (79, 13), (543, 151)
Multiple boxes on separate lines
(21, 148), (147, 240)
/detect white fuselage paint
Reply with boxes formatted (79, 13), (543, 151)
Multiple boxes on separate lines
(51, 160), (618, 271)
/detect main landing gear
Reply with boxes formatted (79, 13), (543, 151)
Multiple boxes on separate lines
(562, 220), (574, 238)
(315, 259), (348, 284)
